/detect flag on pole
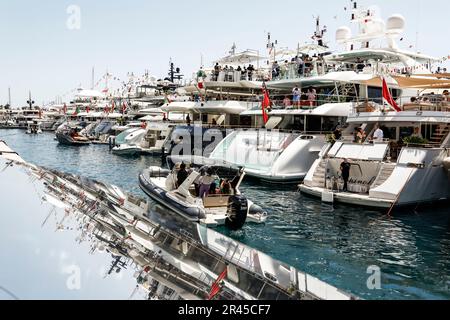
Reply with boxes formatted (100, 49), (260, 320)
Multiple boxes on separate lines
(122, 102), (128, 114)
(208, 267), (228, 300)
(63, 103), (67, 115)
(110, 100), (115, 113)
(261, 84), (271, 124)
(382, 78), (401, 112)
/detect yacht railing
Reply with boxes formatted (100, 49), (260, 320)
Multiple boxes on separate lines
(243, 93), (357, 111)
(352, 95), (450, 114)
(270, 61), (398, 81)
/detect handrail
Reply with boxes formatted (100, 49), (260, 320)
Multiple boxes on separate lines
(352, 97), (450, 114)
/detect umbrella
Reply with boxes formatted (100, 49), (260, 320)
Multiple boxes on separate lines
(297, 44), (329, 56)
(216, 50), (267, 66)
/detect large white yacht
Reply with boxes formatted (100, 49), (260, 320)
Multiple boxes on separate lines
(205, 5), (443, 183)
(300, 76), (450, 208)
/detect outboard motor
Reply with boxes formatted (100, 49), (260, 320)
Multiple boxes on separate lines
(148, 167), (171, 178)
(444, 157), (450, 179)
(225, 195), (248, 231)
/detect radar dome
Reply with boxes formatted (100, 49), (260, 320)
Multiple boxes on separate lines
(336, 26), (352, 43)
(386, 14), (405, 35)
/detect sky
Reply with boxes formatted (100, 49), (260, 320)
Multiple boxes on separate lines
(0, 0), (448, 106)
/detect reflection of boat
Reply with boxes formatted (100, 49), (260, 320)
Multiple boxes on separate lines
(139, 164), (267, 229)
(1, 145), (356, 300)
(55, 124), (91, 146)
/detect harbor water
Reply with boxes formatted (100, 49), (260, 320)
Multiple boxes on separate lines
(2, 129), (450, 300)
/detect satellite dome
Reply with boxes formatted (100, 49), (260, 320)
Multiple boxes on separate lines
(336, 26), (352, 43)
(386, 14), (405, 35)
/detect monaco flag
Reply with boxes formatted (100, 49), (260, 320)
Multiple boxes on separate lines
(382, 78), (401, 112)
(208, 267), (228, 300)
(261, 85), (271, 124)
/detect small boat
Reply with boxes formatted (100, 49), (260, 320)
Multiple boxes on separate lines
(55, 125), (91, 146)
(139, 164), (267, 230)
(26, 121), (43, 134)
(111, 128), (147, 156)
(112, 123), (173, 156)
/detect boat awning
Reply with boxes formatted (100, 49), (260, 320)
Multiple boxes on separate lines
(329, 142), (389, 161)
(215, 50), (267, 66)
(351, 76), (450, 89)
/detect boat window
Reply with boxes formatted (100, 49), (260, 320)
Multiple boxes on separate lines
(399, 127), (415, 140)
(383, 126), (397, 141)
(305, 116), (322, 133)
(368, 86), (382, 104)
(291, 116), (305, 131)
(239, 116), (252, 127)
(322, 117), (340, 132)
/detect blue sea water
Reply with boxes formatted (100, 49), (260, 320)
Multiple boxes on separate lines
(1, 129), (450, 300)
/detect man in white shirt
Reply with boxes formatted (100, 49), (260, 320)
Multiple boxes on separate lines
(373, 125), (384, 142)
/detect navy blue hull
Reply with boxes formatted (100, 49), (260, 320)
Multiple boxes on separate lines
(139, 172), (203, 221)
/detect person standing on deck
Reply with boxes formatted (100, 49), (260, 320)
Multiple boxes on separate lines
(177, 163), (189, 188)
(186, 114), (191, 126)
(199, 168), (215, 199)
(292, 86), (301, 108)
(372, 125), (384, 142)
(340, 159), (351, 192)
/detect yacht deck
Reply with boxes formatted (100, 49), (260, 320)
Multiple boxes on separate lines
(299, 185), (393, 208)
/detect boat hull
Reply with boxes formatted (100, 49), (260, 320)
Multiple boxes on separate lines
(139, 172), (203, 222)
(55, 133), (90, 146)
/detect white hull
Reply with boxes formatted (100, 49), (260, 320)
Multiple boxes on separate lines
(209, 130), (326, 183)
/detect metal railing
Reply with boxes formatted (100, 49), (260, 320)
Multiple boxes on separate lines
(352, 95), (450, 114)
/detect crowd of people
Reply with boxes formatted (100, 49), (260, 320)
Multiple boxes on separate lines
(271, 54), (323, 80)
(278, 86), (318, 108)
(209, 63), (257, 82)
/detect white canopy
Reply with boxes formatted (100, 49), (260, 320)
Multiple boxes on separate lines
(75, 89), (106, 99)
(216, 50), (267, 67)
(298, 44), (329, 55)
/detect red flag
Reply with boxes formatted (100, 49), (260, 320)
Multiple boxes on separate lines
(122, 102), (127, 114)
(86, 106), (90, 113)
(261, 86), (270, 124)
(110, 100), (115, 113)
(382, 78), (401, 112)
(63, 103), (67, 115)
(208, 267), (228, 300)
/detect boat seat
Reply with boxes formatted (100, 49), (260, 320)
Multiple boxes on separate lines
(203, 195), (230, 208)
(154, 140), (164, 149)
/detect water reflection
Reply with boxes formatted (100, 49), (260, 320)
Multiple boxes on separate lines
(0, 157), (354, 300)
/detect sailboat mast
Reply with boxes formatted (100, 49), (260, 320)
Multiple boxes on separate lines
(91, 67), (95, 90)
